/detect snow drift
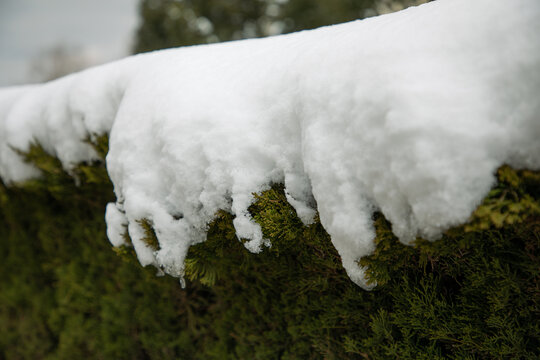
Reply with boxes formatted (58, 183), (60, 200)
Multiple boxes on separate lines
(0, 0), (539, 289)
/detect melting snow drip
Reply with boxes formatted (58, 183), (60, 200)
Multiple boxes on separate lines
(1, 0), (539, 289)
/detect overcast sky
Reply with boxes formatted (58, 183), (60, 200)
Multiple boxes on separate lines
(0, 0), (139, 86)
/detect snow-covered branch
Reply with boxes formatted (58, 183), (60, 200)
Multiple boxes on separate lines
(1, 0), (539, 289)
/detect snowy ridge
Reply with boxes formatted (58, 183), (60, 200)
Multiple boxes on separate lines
(1, 0), (539, 289)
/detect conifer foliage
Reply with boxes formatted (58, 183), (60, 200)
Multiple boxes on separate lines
(1, 138), (539, 359)
(1, 0), (539, 358)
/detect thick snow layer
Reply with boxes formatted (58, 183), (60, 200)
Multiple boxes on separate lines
(1, 0), (539, 289)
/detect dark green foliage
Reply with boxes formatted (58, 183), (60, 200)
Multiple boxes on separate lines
(358, 166), (540, 359)
(137, 218), (160, 251)
(133, 0), (423, 53)
(1, 138), (539, 359)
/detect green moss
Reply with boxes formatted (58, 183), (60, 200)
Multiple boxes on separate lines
(1, 142), (539, 359)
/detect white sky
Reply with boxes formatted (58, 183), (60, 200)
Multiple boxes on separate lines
(0, 0), (139, 86)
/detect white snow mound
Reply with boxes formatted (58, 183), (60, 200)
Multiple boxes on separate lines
(1, 0), (539, 289)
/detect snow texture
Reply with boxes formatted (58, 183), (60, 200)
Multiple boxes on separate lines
(1, 0), (539, 289)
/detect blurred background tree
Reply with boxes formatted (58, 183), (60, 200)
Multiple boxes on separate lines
(133, 0), (429, 53)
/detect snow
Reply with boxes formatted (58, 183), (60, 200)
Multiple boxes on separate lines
(1, 0), (539, 289)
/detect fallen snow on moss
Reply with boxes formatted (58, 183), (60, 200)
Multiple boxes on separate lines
(1, 0), (539, 289)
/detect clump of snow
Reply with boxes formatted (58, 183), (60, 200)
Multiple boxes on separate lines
(1, 0), (539, 289)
